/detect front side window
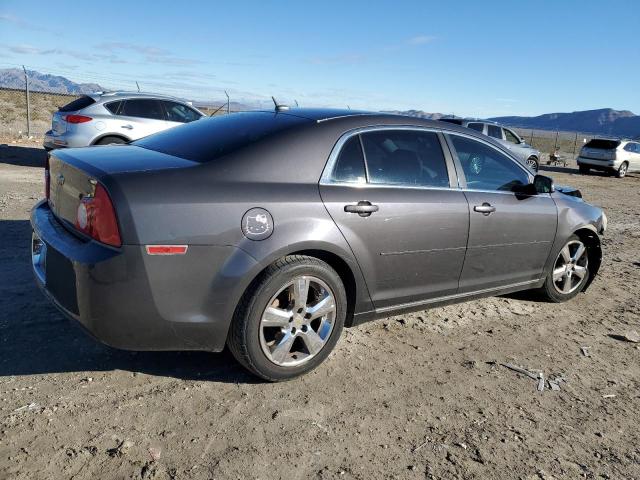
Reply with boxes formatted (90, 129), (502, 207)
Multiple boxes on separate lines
(487, 124), (502, 139)
(467, 122), (484, 133)
(163, 101), (201, 123)
(360, 130), (449, 188)
(504, 128), (520, 144)
(331, 135), (366, 183)
(120, 99), (165, 120)
(449, 134), (529, 192)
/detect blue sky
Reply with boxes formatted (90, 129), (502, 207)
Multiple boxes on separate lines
(1, 0), (638, 117)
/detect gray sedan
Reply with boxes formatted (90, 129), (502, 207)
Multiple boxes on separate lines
(31, 109), (606, 381)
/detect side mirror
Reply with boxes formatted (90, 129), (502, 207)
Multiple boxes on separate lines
(533, 174), (554, 194)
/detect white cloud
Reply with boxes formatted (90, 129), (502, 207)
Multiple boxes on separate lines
(407, 35), (436, 45)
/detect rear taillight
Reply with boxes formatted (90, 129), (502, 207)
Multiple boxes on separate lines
(44, 154), (50, 200)
(64, 114), (93, 124)
(75, 183), (121, 247)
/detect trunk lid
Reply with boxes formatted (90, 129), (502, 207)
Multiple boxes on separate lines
(48, 145), (199, 229)
(51, 111), (67, 135)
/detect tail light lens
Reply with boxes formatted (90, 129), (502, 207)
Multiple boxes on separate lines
(75, 183), (121, 247)
(44, 154), (50, 200)
(64, 114), (93, 124)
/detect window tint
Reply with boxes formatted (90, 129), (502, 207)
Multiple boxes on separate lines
(360, 130), (449, 187)
(59, 95), (95, 112)
(487, 124), (502, 139)
(120, 99), (165, 120)
(332, 136), (366, 183)
(163, 101), (202, 123)
(504, 128), (520, 144)
(449, 135), (529, 192)
(104, 100), (122, 115)
(135, 112), (308, 163)
(467, 122), (484, 132)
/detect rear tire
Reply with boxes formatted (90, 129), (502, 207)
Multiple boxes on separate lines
(578, 165), (590, 174)
(95, 136), (126, 146)
(537, 234), (589, 303)
(227, 255), (347, 381)
(526, 156), (539, 172)
(615, 162), (628, 178)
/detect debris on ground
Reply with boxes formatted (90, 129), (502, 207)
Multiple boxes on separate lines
(581, 346), (591, 357)
(500, 363), (539, 380)
(13, 403), (40, 413)
(107, 439), (134, 458)
(608, 330), (640, 343)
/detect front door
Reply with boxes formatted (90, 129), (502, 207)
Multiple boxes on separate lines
(320, 128), (469, 310)
(446, 133), (558, 292)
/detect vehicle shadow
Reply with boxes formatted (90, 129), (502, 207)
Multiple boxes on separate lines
(0, 145), (47, 168)
(538, 165), (578, 175)
(0, 219), (259, 384)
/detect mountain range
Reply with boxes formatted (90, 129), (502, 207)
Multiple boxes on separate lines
(1, 69), (638, 137)
(0, 68), (103, 95)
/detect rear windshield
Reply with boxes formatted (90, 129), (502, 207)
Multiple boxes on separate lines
(585, 139), (620, 150)
(59, 95), (96, 112)
(134, 112), (309, 162)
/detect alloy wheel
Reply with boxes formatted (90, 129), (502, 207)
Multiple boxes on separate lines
(526, 157), (538, 171)
(552, 240), (588, 295)
(259, 275), (336, 367)
(618, 163), (628, 178)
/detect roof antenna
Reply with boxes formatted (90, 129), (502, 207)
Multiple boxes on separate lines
(271, 96), (290, 112)
(135, 81), (140, 92)
(347, 105), (351, 110)
(294, 99), (299, 107)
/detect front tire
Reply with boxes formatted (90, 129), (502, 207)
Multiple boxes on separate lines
(538, 235), (589, 302)
(227, 255), (347, 381)
(578, 164), (590, 175)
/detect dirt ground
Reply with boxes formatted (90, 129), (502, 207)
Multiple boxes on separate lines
(1, 142), (639, 480)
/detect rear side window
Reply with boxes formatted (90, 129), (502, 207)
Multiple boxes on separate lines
(585, 139), (620, 150)
(331, 136), (366, 183)
(360, 130), (449, 187)
(134, 112), (308, 163)
(487, 124), (502, 139)
(104, 101), (122, 114)
(163, 101), (202, 123)
(58, 95), (95, 112)
(120, 99), (165, 120)
(467, 122), (484, 132)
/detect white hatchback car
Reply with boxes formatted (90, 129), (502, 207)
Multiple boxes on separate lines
(43, 92), (205, 150)
(577, 139), (640, 178)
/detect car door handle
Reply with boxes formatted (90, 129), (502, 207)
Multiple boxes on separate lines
(473, 203), (496, 215)
(121, 124), (133, 129)
(344, 201), (379, 217)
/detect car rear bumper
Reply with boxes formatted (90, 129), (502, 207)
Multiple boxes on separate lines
(577, 156), (619, 169)
(31, 200), (256, 352)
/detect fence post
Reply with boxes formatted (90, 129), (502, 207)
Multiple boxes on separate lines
(530, 129), (534, 145)
(572, 131), (578, 158)
(553, 130), (559, 151)
(22, 65), (31, 138)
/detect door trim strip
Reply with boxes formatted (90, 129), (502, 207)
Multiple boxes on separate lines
(375, 279), (541, 314)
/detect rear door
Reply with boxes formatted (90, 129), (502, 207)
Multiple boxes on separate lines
(116, 99), (168, 140)
(320, 127), (469, 310)
(445, 133), (557, 292)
